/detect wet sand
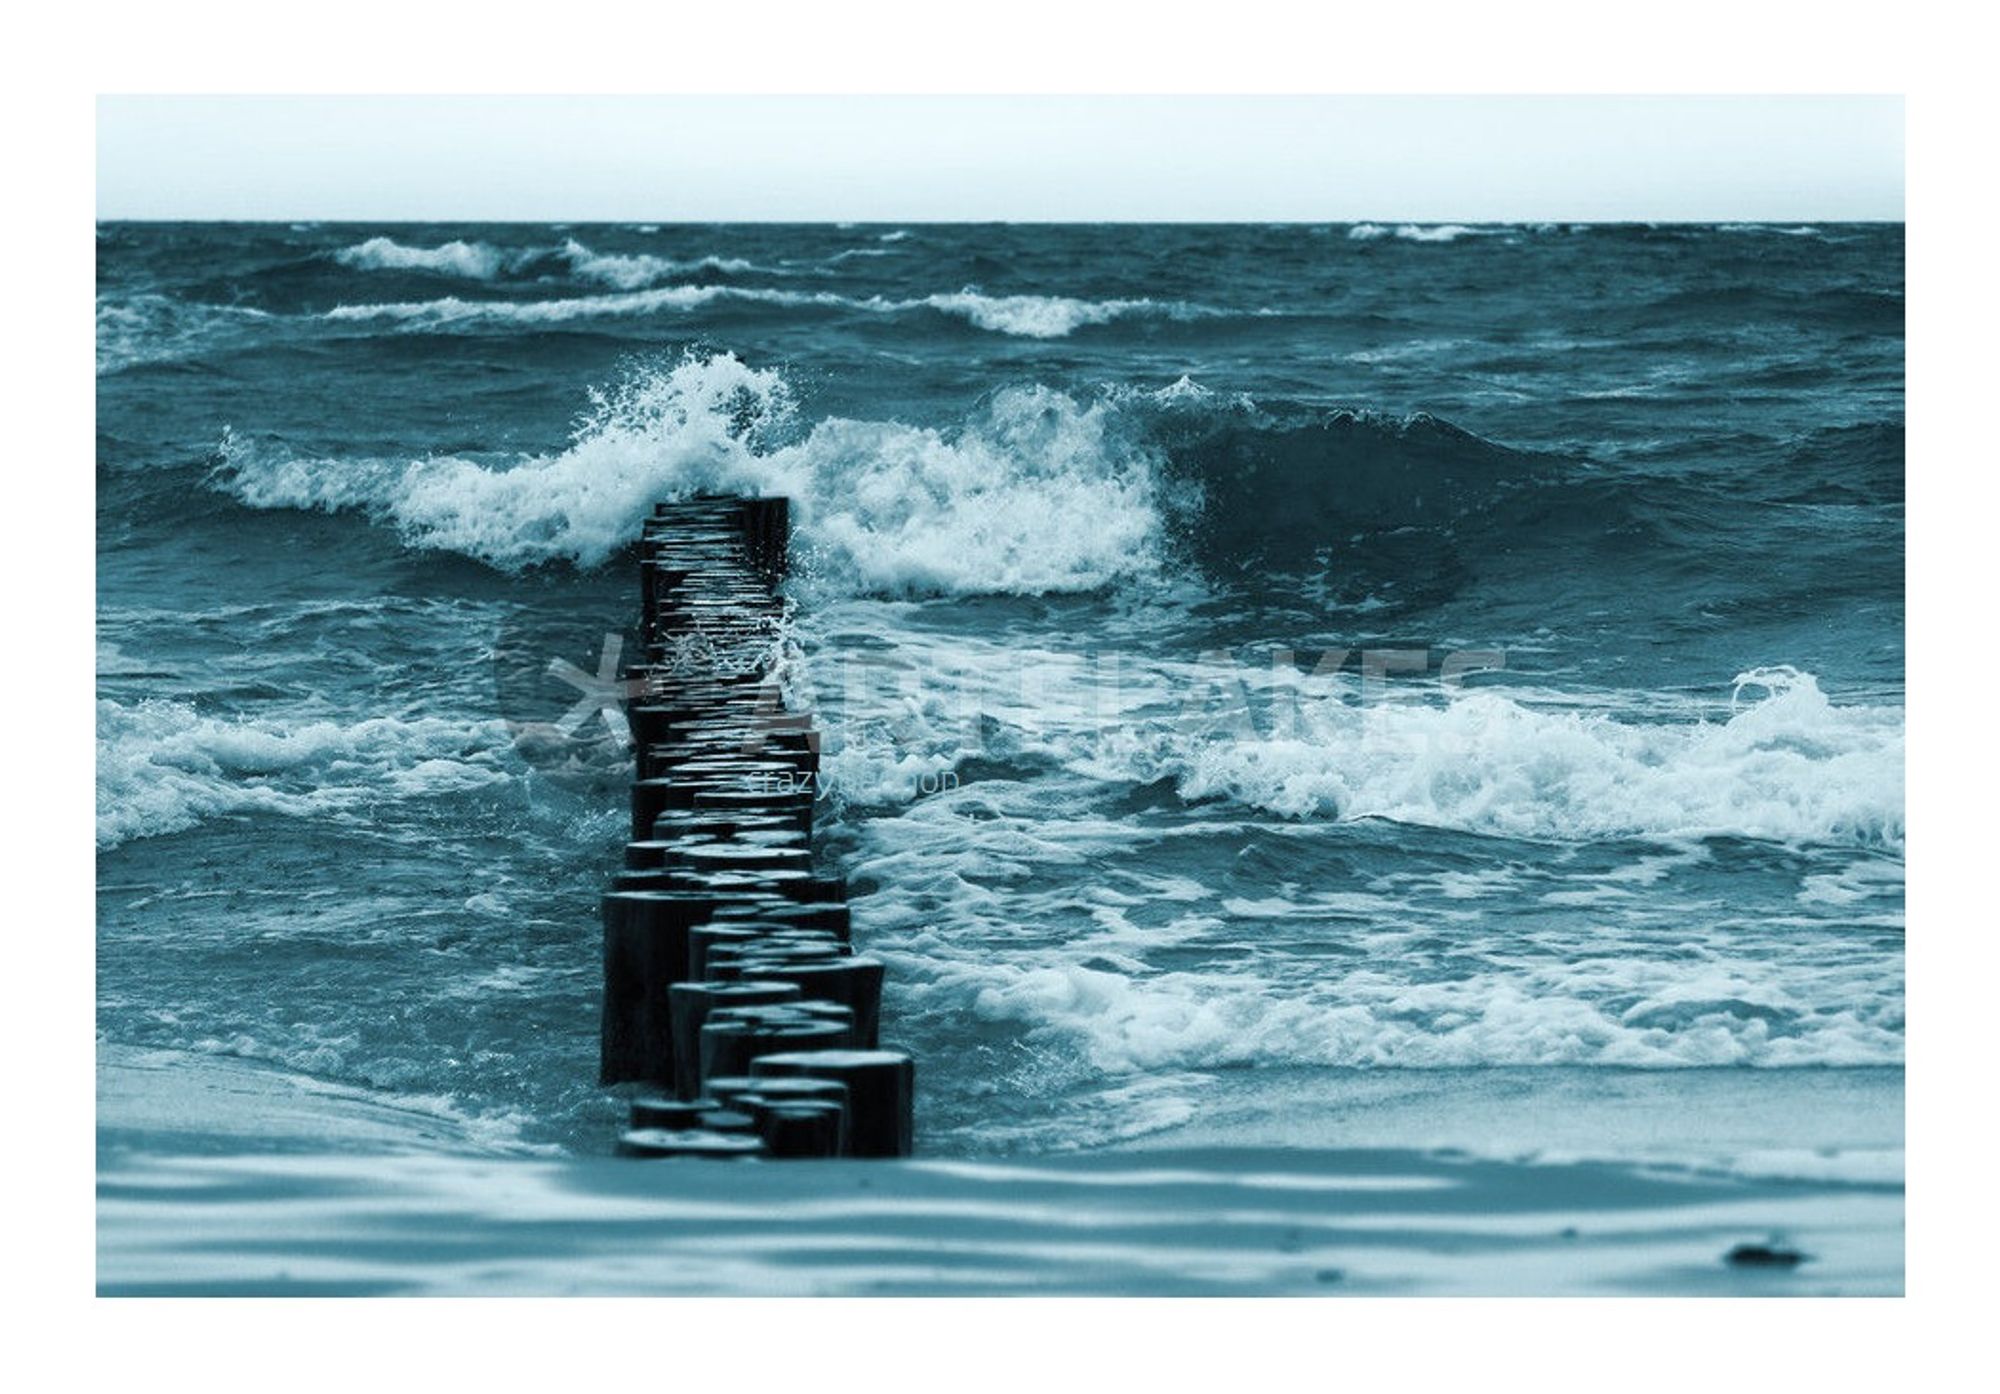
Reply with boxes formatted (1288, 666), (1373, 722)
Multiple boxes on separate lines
(97, 1047), (1902, 1295)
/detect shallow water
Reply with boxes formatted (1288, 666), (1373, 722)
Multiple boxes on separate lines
(97, 1046), (1902, 1294)
(99, 1144), (1903, 1296)
(97, 222), (1903, 1159)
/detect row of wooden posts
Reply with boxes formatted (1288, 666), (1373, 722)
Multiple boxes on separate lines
(598, 497), (915, 1159)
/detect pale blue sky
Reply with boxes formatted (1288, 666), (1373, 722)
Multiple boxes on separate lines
(97, 95), (1903, 222)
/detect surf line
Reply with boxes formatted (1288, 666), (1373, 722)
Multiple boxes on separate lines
(599, 496), (915, 1160)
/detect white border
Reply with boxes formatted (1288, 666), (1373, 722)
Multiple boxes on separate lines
(10, 0), (1984, 1383)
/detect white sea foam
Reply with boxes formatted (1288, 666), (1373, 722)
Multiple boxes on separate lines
(813, 618), (1902, 850)
(334, 237), (509, 279)
(558, 239), (761, 289)
(332, 236), (782, 288)
(907, 955), (1901, 1072)
(823, 656), (1902, 1074)
(1346, 223), (1490, 243)
(1718, 224), (1824, 237)
(213, 354), (1173, 590)
(324, 284), (772, 324)
(919, 290), (1150, 338)
(323, 284), (1198, 338)
(823, 638), (1902, 1078)
(96, 294), (271, 374)
(854, 825), (1905, 1069)
(96, 698), (514, 848)
(871, 893), (1903, 1078)
(1098, 667), (1903, 848)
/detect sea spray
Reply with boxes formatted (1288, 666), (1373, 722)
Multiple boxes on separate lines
(557, 239), (763, 288)
(95, 697), (514, 848)
(324, 284), (1209, 338)
(211, 353), (1175, 591)
(334, 236), (510, 279)
(809, 626), (1904, 848)
(1155, 668), (1903, 847)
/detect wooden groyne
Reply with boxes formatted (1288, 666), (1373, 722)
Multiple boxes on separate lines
(600, 497), (914, 1160)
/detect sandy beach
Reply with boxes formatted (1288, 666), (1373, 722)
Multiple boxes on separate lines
(97, 1047), (1902, 1296)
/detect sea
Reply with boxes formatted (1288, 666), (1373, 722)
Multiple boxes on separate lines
(96, 221), (1904, 1178)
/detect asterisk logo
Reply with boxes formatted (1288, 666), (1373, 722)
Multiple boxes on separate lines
(548, 633), (650, 749)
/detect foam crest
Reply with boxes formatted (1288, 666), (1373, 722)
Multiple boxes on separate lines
(1347, 223), (1489, 243)
(215, 354), (794, 568)
(324, 284), (773, 324)
(334, 237), (508, 279)
(773, 386), (1167, 593)
(1718, 224), (1825, 237)
(1146, 667), (1902, 847)
(324, 284), (1196, 338)
(919, 290), (1159, 338)
(97, 698), (514, 848)
(558, 239), (760, 289)
(97, 294), (270, 374)
(212, 355), (1172, 591)
(927, 957), (1901, 1073)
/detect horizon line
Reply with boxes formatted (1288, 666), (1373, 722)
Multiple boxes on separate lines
(95, 216), (1908, 226)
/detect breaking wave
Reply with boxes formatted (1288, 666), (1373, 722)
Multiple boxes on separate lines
(816, 632), (1902, 849)
(1348, 223), (1494, 243)
(331, 236), (776, 289)
(921, 290), (1160, 337)
(929, 953), (1903, 1071)
(200, 350), (1898, 636)
(1135, 667), (1904, 848)
(96, 698), (515, 848)
(557, 239), (761, 289)
(211, 353), (1176, 590)
(96, 294), (272, 375)
(334, 237), (509, 279)
(323, 285), (1204, 338)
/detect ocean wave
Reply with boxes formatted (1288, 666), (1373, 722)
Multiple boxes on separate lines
(1631, 282), (1903, 331)
(918, 955), (1902, 1072)
(322, 284), (1202, 339)
(1156, 405), (1553, 566)
(830, 660), (1903, 1078)
(920, 290), (1154, 337)
(96, 698), (514, 848)
(211, 353), (1174, 589)
(557, 239), (762, 289)
(816, 626), (1902, 848)
(1717, 223), (1825, 237)
(198, 352), (1891, 613)
(322, 283), (776, 324)
(852, 846), (1901, 1081)
(1347, 223), (1495, 243)
(203, 354), (1605, 591)
(96, 294), (271, 375)
(334, 237), (509, 280)
(332, 235), (781, 290)
(849, 774), (1901, 1072)
(1115, 667), (1903, 848)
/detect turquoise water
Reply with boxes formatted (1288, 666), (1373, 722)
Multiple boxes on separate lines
(97, 222), (1903, 1157)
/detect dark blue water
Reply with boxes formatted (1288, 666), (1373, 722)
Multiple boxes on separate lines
(97, 222), (1904, 1154)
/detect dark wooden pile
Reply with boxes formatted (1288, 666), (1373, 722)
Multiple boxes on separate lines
(600, 497), (914, 1160)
